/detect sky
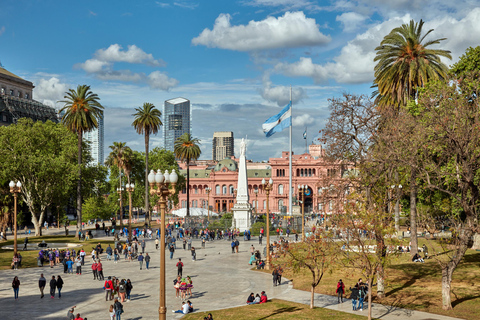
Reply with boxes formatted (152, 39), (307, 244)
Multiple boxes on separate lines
(1, 0), (479, 162)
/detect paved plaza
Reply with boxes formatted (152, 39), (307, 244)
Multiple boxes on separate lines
(0, 227), (464, 320)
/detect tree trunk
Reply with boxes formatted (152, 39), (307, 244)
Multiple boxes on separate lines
(367, 276), (373, 320)
(441, 265), (453, 310)
(376, 267), (385, 299)
(410, 168), (418, 255)
(310, 285), (315, 309)
(77, 131), (83, 238)
(472, 233), (480, 250)
(2, 226), (7, 240)
(145, 132), (150, 224)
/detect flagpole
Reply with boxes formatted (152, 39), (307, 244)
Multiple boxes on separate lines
(289, 85), (293, 216)
(305, 127), (307, 154)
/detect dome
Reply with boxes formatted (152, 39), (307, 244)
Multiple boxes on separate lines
(214, 158), (238, 172)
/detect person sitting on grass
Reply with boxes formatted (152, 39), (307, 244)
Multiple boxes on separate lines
(172, 301), (189, 314)
(246, 292), (255, 304)
(259, 291), (267, 304)
(248, 293), (261, 305)
(412, 252), (424, 263)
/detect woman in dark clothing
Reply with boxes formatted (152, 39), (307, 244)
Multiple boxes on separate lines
(50, 276), (57, 298)
(126, 279), (133, 301)
(56, 275), (64, 298)
(12, 276), (20, 300)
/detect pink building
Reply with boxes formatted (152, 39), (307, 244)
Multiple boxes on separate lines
(177, 144), (346, 215)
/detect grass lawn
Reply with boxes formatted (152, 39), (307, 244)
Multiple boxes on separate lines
(265, 237), (480, 320)
(0, 235), (115, 270)
(183, 299), (369, 320)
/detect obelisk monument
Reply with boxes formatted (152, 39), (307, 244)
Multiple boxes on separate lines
(232, 138), (253, 230)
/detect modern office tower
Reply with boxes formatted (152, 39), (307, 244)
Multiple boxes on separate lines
(164, 97), (191, 152)
(84, 116), (104, 165)
(0, 67), (57, 125)
(212, 131), (234, 161)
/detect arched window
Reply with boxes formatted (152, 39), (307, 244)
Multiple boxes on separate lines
(229, 185), (234, 194)
(194, 186), (198, 194)
(222, 185), (227, 194)
(278, 184), (284, 195)
(312, 168), (316, 176)
(296, 169), (300, 176)
(308, 168), (312, 177)
(278, 199), (284, 209)
(215, 185), (220, 195)
(263, 200), (266, 209)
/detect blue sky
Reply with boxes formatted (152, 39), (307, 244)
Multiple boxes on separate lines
(1, 0), (479, 161)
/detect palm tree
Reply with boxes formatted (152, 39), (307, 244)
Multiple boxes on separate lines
(373, 19), (452, 109)
(60, 85), (103, 237)
(132, 103), (162, 224)
(174, 133), (201, 222)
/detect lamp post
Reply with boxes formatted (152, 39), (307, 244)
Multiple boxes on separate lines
(125, 183), (135, 243)
(262, 178), (273, 270)
(148, 169), (178, 320)
(391, 184), (403, 233)
(205, 187), (211, 221)
(117, 187), (124, 228)
(254, 188), (259, 216)
(9, 181), (21, 256)
(298, 185), (307, 241)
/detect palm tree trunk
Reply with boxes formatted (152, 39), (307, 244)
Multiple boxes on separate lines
(145, 132), (150, 224)
(77, 131), (83, 238)
(186, 160), (190, 224)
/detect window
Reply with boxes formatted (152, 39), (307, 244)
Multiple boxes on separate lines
(215, 185), (220, 194)
(222, 185), (227, 194)
(10, 89), (14, 96)
(229, 185), (234, 194)
(278, 184), (283, 195)
(308, 168), (312, 177)
(263, 200), (266, 209)
(278, 199), (284, 209)
(2, 115), (7, 122)
(194, 186), (198, 194)
(24, 93), (29, 99)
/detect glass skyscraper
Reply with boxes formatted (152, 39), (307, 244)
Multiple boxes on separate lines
(164, 97), (191, 152)
(84, 116), (104, 165)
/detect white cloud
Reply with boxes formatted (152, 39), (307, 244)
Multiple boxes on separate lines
(173, 1), (199, 9)
(32, 77), (70, 108)
(336, 12), (367, 32)
(156, 2), (170, 7)
(260, 75), (307, 106)
(76, 44), (177, 91)
(293, 113), (314, 126)
(192, 11), (331, 51)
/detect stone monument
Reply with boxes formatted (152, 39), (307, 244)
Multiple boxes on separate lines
(232, 138), (253, 231)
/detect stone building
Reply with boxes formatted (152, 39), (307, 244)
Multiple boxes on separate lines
(0, 67), (57, 125)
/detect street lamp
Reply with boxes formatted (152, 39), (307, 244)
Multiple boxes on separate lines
(148, 169), (178, 320)
(9, 181), (21, 256)
(262, 178), (273, 270)
(205, 187), (211, 221)
(254, 188), (259, 216)
(391, 184), (403, 233)
(116, 187), (124, 227)
(125, 183), (135, 243)
(298, 185), (307, 241)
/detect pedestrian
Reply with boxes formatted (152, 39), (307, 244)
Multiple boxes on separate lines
(23, 237), (28, 251)
(350, 284), (359, 310)
(187, 237), (192, 250)
(231, 240), (235, 254)
(109, 305), (115, 320)
(169, 244), (175, 259)
(126, 279), (133, 301)
(155, 238), (159, 250)
(67, 306), (76, 320)
(145, 253), (151, 269)
(91, 260), (98, 280)
(75, 256), (82, 275)
(74, 313), (84, 320)
(38, 273), (46, 298)
(104, 276), (113, 301)
(235, 238), (240, 253)
(79, 249), (86, 266)
(358, 281), (367, 311)
(138, 253), (144, 270)
(12, 253), (19, 270)
(336, 279), (345, 303)
(295, 233), (299, 242)
(277, 266), (283, 285)
(141, 240), (146, 253)
(272, 268), (278, 286)
(191, 247), (196, 261)
(176, 258), (184, 277)
(50, 275), (57, 299)
(56, 275), (64, 298)
(250, 245), (255, 255)
(183, 238), (187, 250)
(118, 279), (126, 302)
(259, 233), (262, 245)
(114, 298), (124, 320)
(12, 276), (20, 300)
(97, 260), (104, 280)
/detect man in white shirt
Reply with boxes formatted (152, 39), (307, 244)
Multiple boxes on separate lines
(172, 301), (190, 314)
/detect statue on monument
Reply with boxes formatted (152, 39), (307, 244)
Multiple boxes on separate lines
(240, 138), (246, 157)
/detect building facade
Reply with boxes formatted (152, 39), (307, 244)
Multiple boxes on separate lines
(163, 97), (190, 152)
(177, 144), (347, 215)
(212, 131), (234, 161)
(0, 67), (57, 126)
(84, 116), (104, 165)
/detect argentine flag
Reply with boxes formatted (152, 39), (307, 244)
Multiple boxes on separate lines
(262, 102), (292, 137)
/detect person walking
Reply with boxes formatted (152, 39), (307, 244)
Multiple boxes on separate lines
(145, 253), (151, 270)
(272, 268), (278, 287)
(126, 279), (133, 301)
(358, 282), (367, 311)
(155, 238), (159, 250)
(56, 275), (64, 298)
(104, 276), (113, 301)
(169, 244), (175, 260)
(23, 237), (28, 251)
(231, 240), (236, 254)
(79, 249), (86, 266)
(91, 260), (98, 280)
(12, 276), (20, 300)
(336, 279), (345, 303)
(137, 253), (144, 270)
(75, 257), (82, 275)
(350, 284), (359, 310)
(49, 275), (57, 299)
(141, 240), (146, 253)
(38, 273), (46, 298)
(176, 258), (184, 277)
(277, 266), (283, 285)
(114, 298), (124, 320)
(97, 260), (104, 280)
(235, 238), (240, 253)
(118, 279), (127, 302)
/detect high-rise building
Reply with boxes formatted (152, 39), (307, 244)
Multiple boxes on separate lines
(84, 116), (104, 165)
(212, 131), (234, 161)
(164, 97), (190, 152)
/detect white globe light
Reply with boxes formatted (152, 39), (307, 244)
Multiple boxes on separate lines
(148, 170), (156, 183)
(155, 171), (164, 183)
(9, 181), (15, 188)
(170, 170), (178, 183)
